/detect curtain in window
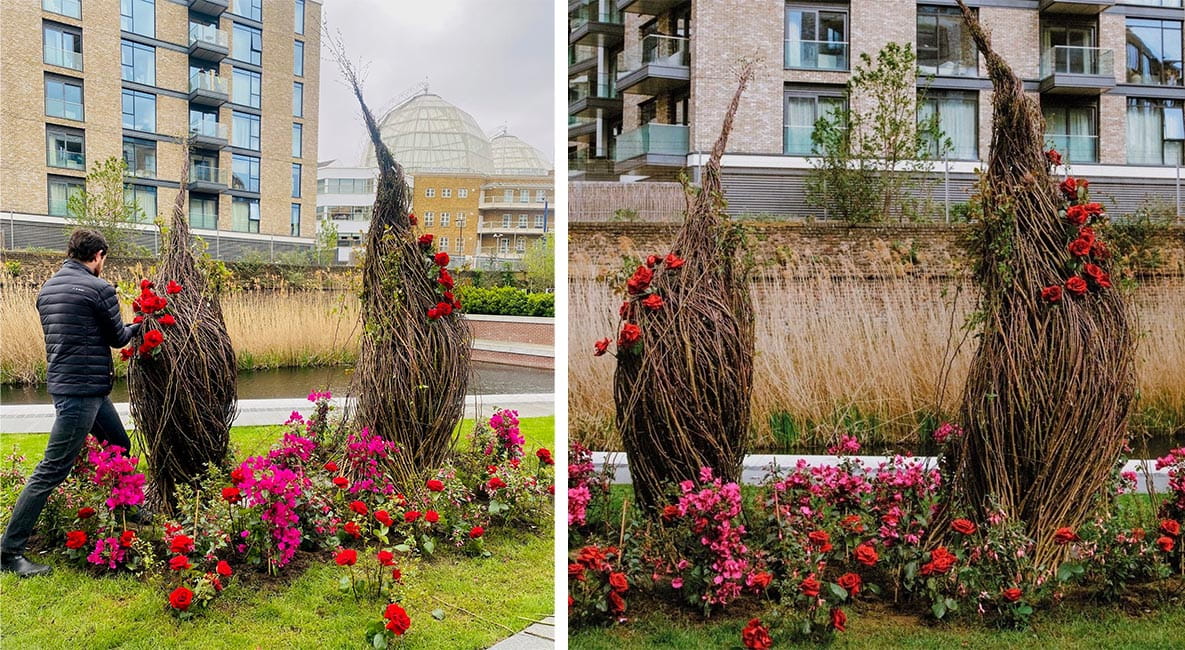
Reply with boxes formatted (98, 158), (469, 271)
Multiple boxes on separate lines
(1127, 102), (1162, 164)
(784, 96), (816, 154)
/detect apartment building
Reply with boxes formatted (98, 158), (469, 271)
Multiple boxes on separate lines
(0, 0), (321, 258)
(567, 0), (1184, 217)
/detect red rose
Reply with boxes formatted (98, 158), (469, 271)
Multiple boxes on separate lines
(221, 486), (241, 503)
(159, 314), (176, 327)
(140, 279), (154, 291)
(626, 265), (653, 294)
(169, 586), (194, 611)
(166, 280), (183, 295)
(344, 521), (361, 537)
(837, 572), (862, 595)
(436, 301), (453, 316)
(418, 234), (434, 248)
(1067, 237), (1091, 257)
(568, 563), (585, 581)
(469, 526), (484, 539)
(383, 602), (411, 635)
(1065, 204), (1088, 225)
(211, 576), (223, 592)
(618, 323), (641, 347)
(619, 300), (633, 320)
(1041, 285), (1063, 303)
(349, 500), (368, 516)
(922, 547), (957, 575)
(120, 347), (135, 361)
(1090, 240), (1109, 259)
(375, 510), (394, 527)
(1077, 226), (1096, 244)
(1132, 527), (1147, 541)
(230, 467), (245, 483)
(841, 514), (865, 533)
(1161, 520), (1181, 537)
(608, 590), (626, 613)
(405, 510), (421, 523)
(408, 212), (417, 225)
(437, 268), (455, 289)
(488, 477), (507, 490)
(119, 530), (136, 548)
(377, 550), (396, 567)
(1065, 276), (1087, 297)
(425, 510), (439, 523)
(609, 572), (629, 592)
(427, 307), (440, 320)
(426, 479), (445, 492)
(646, 254), (659, 268)
(641, 293), (664, 311)
(77, 507), (96, 519)
(808, 530), (830, 547)
(1083, 202), (1103, 218)
(1157, 536), (1175, 552)
(215, 560), (232, 577)
(143, 329), (164, 347)
(332, 476), (349, 489)
(830, 607), (847, 632)
(749, 571), (772, 590)
(952, 519), (977, 535)
(433, 252), (450, 267)
(1045, 149), (1062, 166)
(1054, 527), (1079, 545)
(664, 253), (685, 269)
(1002, 587), (1023, 602)
(593, 337), (611, 357)
(65, 530), (87, 549)
(854, 542), (878, 566)
(391, 567), (402, 581)
(800, 575), (821, 597)
(334, 548), (357, 566)
(170, 534), (195, 554)
(1059, 176), (1081, 199)
(169, 555), (191, 571)
(742, 618), (772, 650)
(536, 448), (554, 465)
(661, 505), (680, 521)
(324, 461), (338, 472)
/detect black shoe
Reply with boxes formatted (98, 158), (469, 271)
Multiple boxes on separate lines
(0, 553), (52, 578)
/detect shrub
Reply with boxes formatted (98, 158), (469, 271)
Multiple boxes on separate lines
(456, 285), (554, 317)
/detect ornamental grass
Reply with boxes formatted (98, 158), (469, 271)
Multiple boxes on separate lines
(128, 152), (238, 511)
(945, 2), (1136, 569)
(612, 65), (756, 513)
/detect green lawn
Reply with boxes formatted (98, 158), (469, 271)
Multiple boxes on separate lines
(0, 417), (555, 649)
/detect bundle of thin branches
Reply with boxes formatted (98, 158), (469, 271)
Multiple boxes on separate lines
(337, 56), (471, 483)
(614, 65), (756, 513)
(129, 152), (237, 510)
(945, 1), (1136, 568)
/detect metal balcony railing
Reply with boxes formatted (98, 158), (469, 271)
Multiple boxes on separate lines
(189, 71), (228, 94)
(189, 165), (229, 185)
(1040, 46), (1113, 77)
(569, 75), (618, 102)
(784, 39), (849, 71)
(569, 1), (622, 30)
(614, 123), (689, 162)
(44, 45), (82, 70)
(188, 23), (229, 48)
(619, 34), (689, 76)
(189, 119), (228, 140)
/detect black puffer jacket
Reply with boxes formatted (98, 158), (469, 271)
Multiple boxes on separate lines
(37, 259), (139, 396)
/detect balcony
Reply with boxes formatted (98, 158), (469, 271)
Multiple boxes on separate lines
(188, 24), (229, 62)
(189, 71), (229, 106)
(614, 123), (688, 172)
(784, 39), (849, 71)
(1038, 0), (1114, 14)
(476, 222), (547, 235)
(617, 0), (685, 15)
(569, 3), (624, 47)
(568, 115), (599, 139)
(568, 45), (597, 77)
(1039, 46), (1115, 95)
(44, 45), (82, 71)
(189, 119), (228, 149)
(188, 165), (228, 193)
(1044, 133), (1098, 164)
(617, 34), (690, 95)
(569, 76), (621, 118)
(480, 196), (551, 211)
(188, 0), (228, 16)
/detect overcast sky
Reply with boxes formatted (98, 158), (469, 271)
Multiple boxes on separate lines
(317, 0), (555, 167)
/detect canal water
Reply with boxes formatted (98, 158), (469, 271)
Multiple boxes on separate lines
(0, 362), (553, 406)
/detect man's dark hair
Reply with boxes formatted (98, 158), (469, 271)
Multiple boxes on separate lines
(67, 229), (108, 262)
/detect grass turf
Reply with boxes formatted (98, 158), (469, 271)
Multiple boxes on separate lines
(0, 417), (555, 649)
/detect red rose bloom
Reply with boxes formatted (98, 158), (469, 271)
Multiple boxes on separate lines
(433, 252), (450, 267)
(593, 337), (611, 357)
(568, 563), (585, 581)
(1041, 285), (1063, 303)
(1157, 536), (1175, 552)
(436, 301), (453, 316)
(952, 518), (977, 535)
(742, 618), (772, 649)
(221, 486), (241, 503)
(332, 476), (349, 489)
(1065, 276), (1088, 297)
(619, 300), (633, 320)
(377, 550), (396, 567)
(1068, 237), (1092, 257)
(344, 521), (361, 538)
(618, 323), (641, 347)
(404, 510), (421, 523)
(334, 548), (357, 566)
(170, 534), (195, 554)
(837, 572), (862, 595)
(608, 590), (626, 613)
(661, 505), (680, 521)
(392, 567), (402, 581)
(536, 448), (554, 465)
(641, 293), (664, 311)
(921, 547), (957, 575)
(664, 253), (685, 269)
(1090, 240), (1110, 259)
(140, 279), (153, 291)
(418, 233), (434, 247)
(425, 510), (439, 523)
(1059, 176), (1082, 199)
(831, 607), (847, 632)
(169, 586), (194, 611)
(77, 507), (96, 519)
(1161, 520), (1181, 537)
(65, 530), (87, 549)
(215, 560), (232, 577)
(800, 575), (821, 597)
(349, 500), (368, 516)
(408, 212), (417, 225)
(120, 347), (134, 361)
(1077, 226), (1096, 244)
(1045, 149), (1062, 166)
(1083, 201), (1103, 218)
(626, 265), (653, 294)
(375, 510), (394, 527)
(1065, 204), (1088, 225)
(426, 479), (445, 492)
(808, 530), (830, 547)
(1054, 527), (1079, 545)
(230, 467), (245, 483)
(488, 477), (507, 490)
(169, 555), (191, 571)
(854, 542), (878, 566)
(1002, 587), (1023, 602)
(469, 526), (484, 539)
(437, 268), (455, 289)
(119, 530), (136, 548)
(159, 314), (176, 327)
(646, 254), (659, 268)
(383, 602), (411, 635)
(143, 329), (164, 347)
(166, 280), (183, 295)
(609, 572), (629, 592)
(324, 461), (338, 472)
(749, 571), (772, 590)
(841, 514), (865, 533)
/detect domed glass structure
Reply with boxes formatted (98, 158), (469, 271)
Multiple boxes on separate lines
(360, 93), (494, 175)
(490, 134), (552, 177)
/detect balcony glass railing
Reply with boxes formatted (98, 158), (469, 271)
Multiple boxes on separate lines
(50, 148), (85, 170)
(614, 123), (689, 162)
(569, 75), (618, 102)
(190, 71), (228, 94)
(189, 165), (228, 185)
(189, 23), (229, 48)
(44, 45), (82, 70)
(569, 1), (622, 30)
(785, 39), (849, 71)
(1040, 46), (1113, 77)
(189, 119), (228, 140)
(619, 34), (690, 76)
(1044, 134), (1098, 163)
(1120, 0), (1182, 6)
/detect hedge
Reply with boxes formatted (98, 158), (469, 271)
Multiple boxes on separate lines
(457, 286), (554, 317)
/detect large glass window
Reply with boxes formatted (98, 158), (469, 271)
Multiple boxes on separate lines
(295, 0), (305, 34)
(122, 136), (156, 178)
(230, 0), (262, 21)
(47, 176), (84, 217)
(189, 108), (220, 138)
(1042, 24), (1101, 76)
(232, 111), (260, 150)
(319, 178), (374, 194)
(1043, 102), (1097, 163)
(231, 153), (260, 191)
(290, 204), (301, 236)
(1128, 98), (1184, 164)
(120, 40), (154, 85)
(124, 184), (156, 222)
(291, 163), (302, 198)
(784, 4), (848, 71)
(292, 123), (302, 157)
(293, 82), (303, 117)
(43, 0), (81, 19)
(232, 68), (261, 107)
(44, 22), (83, 70)
(120, 0), (154, 37)
(293, 40), (304, 76)
(783, 91), (845, 155)
(46, 127), (85, 170)
(190, 195), (218, 230)
(918, 90), (979, 160)
(231, 196), (260, 233)
(45, 75), (83, 121)
(917, 5), (977, 77)
(232, 23), (262, 65)
(121, 89), (155, 132)
(1126, 18), (1183, 86)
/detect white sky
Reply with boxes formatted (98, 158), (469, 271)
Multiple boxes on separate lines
(316, 0), (555, 167)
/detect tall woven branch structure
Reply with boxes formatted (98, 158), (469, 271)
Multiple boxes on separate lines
(343, 64), (471, 481)
(947, 1), (1135, 567)
(614, 65), (756, 513)
(129, 153), (238, 510)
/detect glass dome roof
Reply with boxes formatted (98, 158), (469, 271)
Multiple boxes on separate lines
(360, 93), (494, 175)
(490, 134), (552, 177)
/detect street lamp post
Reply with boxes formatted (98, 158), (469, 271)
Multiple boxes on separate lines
(491, 233), (503, 271)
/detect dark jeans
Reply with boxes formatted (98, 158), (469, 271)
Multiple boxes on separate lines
(1, 394), (131, 555)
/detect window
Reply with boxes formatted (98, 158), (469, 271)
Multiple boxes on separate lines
(291, 163), (302, 198)
(425, 188), (435, 197)
(424, 212), (434, 226)
(121, 89), (156, 132)
(455, 212), (464, 226)
(1126, 18), (1183, 86)
(120, 0), (154, 37)
(232, 68), (261, 107)
(292, 123), (303, 157)
(231, 154), (260, 191)
(1042, 24), (1100, 76)
(230, 0), (262, 21)
(1043, 102), (1097, 163)
(43, 0), (81, 19)
(441, 188), (451, 198)
(784, 4), (848, 71)
(319, 178), (373, 194)
(189, 195), (218, 229)
(502, 214), (512, 227)
(519, 189), (530, 203)
(121, 40), (154, 85)
(499, 237), (509, 254)
(232, 111), (260, 150)
(441, 212), (450, 227)
(535, 214), (546, 229)
(516, 238), (526, 253)
(44, 22), (83, 70)
(458, 188), (468, 198)
(293, 82), (303, 117)
(122, 137), (156, 178)
(47, 176), (84, 216)
(536, 189), (547, 202)
(191, 154), (218, 185)
(440, 236), (449, 251)
(503, 189), (514, 202)
(45, 76), (83, 121)
(917, 6), (976, 77)
(293, 40), (304, 76)
(124, 184), (156, 222)
(519, 214), (528, 228)
(918, 90), (978, 160)
(232, 24), (262, 65)
(295, 0), (305, 34)
(1128, 98), (1184, 165)
(290, 204), (301, 236)
(231, 196), (260, 233)
(783, 91), (845, 155)
(456, 237), (464, 253)
(46, 127), (85, 170)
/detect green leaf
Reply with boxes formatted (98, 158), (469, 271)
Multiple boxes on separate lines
(1018, 605), (1033, 616)
(431, 608), (445, 621)
(866, 583), (883, 596)
(393, 544), (411, 553)
(932, 601), (947, 619)
(945, 597), (958, 612)
(828, 583), (849, 601)
(904, 561), (918, 581)
(422, 537), (436, 555)
(371, 632), (388, 649)
(339, 576), (352, 592)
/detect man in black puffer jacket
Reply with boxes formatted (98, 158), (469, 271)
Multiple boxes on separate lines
(1, 230), (141, 577)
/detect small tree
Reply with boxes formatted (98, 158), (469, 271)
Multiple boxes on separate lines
(66, 156), (151, 256)
(522, 233), (554, 291)
(806, 43), (950, 223)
